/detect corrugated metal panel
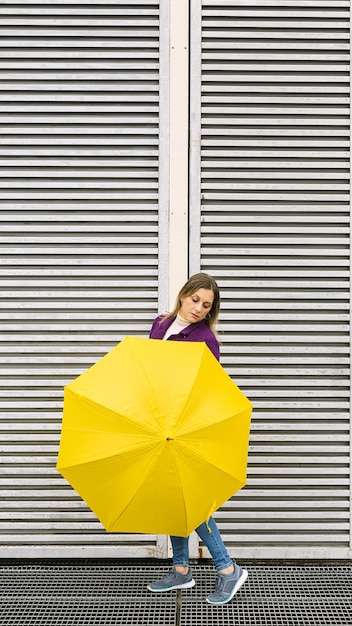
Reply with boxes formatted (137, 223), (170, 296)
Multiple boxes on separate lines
(191, 0), (350, 558)
(0, 0), (161, 556)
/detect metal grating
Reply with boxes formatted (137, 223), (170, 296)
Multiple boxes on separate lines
(0, 559), (351, 626)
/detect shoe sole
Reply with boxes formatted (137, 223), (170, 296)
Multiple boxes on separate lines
(147, 579), (195, 592)
(206, 569), (248, 605)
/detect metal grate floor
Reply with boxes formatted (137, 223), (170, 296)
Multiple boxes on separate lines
(0, 559), (351, 625)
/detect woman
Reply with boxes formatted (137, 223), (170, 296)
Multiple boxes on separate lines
(146, 273), (248, 605)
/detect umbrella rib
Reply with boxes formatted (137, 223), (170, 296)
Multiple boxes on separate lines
(177, 439), (247, 484)
(68, 391), (158, 437)
(170, 346), (204, 435)
(67, 442), (165, 527)
(127, 342), (170, 431)
(57, 437), (157, 470)
(129, 339), (205, 436)
(169, 443), (189, 534)
(106, 442), (189, 534)
(176, 407), (251, 438)
(107, 447), (165, 530)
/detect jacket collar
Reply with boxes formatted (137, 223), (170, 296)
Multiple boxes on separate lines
(157, 315), (206, 337)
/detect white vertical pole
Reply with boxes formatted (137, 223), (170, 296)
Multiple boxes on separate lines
(349, 0), (352, 558)
(168, 0), (190, 309)
(157, 0), (192, 559)
(158, 0), (171, 314)
(186, 0), (201, 560)
(189, 0), (202, 276)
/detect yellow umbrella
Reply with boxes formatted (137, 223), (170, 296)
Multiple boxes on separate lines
(56, 336), (252, 537)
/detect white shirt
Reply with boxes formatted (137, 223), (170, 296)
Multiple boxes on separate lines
(162, 313), (190, 340)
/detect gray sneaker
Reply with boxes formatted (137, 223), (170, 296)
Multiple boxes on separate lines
(206, 563), (248, 605)
(147, 567), (195, 592)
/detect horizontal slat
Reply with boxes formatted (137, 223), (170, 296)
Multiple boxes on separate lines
(202, 109), (348, 118)
(205, 247), (348, 256)
(0, 5), (159, 13)
(203, 29), (349, 39)
(0, 61), (159, 70)
(0, 534), (155, 544)
(0, 81), (159, 89)
(0, 182), (158, 190)
(202, 130), (349, 138)
(0, 29), (159, 39)
(202, 1), (349, 6)
(203, 7), (349, 17)
(204, 217), (349, 227)
(0, 69), (158, 78)
(0, 129), (159, 138)
(0, 332), (153, 342)
(0, 52), (159, 60)
(210, 534), (349, 544)
(0, 39), (159, 49)
(0, 148), (159, 156)
(202, 235), (348, 243)
(221, 500), (348, 511)
(203, 223), (348, 230)
(0, 16), (160, 25)
(0, 114), (158, 123)
(0, 159), (159, 167)
(202, 19), (348, 28)
(201, 150), (349, 158)
(204, 44), (349, 52)
(0, 0), (158, 5)
(202, 72), (349, 80)
(217, 513), (349, 523)
(203, 55), (349, 63)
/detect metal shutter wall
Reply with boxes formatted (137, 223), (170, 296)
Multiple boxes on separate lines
(0, 0), (161, 556)
(196, 0), (350, 558)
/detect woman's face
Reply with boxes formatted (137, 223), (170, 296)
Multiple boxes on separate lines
(179, 288), (214, 324)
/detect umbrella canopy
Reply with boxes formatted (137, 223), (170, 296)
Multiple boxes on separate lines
(56, 336), (252, 537)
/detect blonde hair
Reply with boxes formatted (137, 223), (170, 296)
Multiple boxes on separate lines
(163, 272), (220, 333)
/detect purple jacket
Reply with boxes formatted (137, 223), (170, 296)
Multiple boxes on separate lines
(149, 314), (220, 361)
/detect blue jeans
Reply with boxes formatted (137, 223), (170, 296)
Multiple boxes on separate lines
(170, 516), (233, 571)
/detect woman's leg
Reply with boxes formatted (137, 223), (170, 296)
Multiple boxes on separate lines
(170, 535), (190, 567)
(195, 516), (233, 571)
(196, 517), (248, 604)
(147, 535), (194, 592)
